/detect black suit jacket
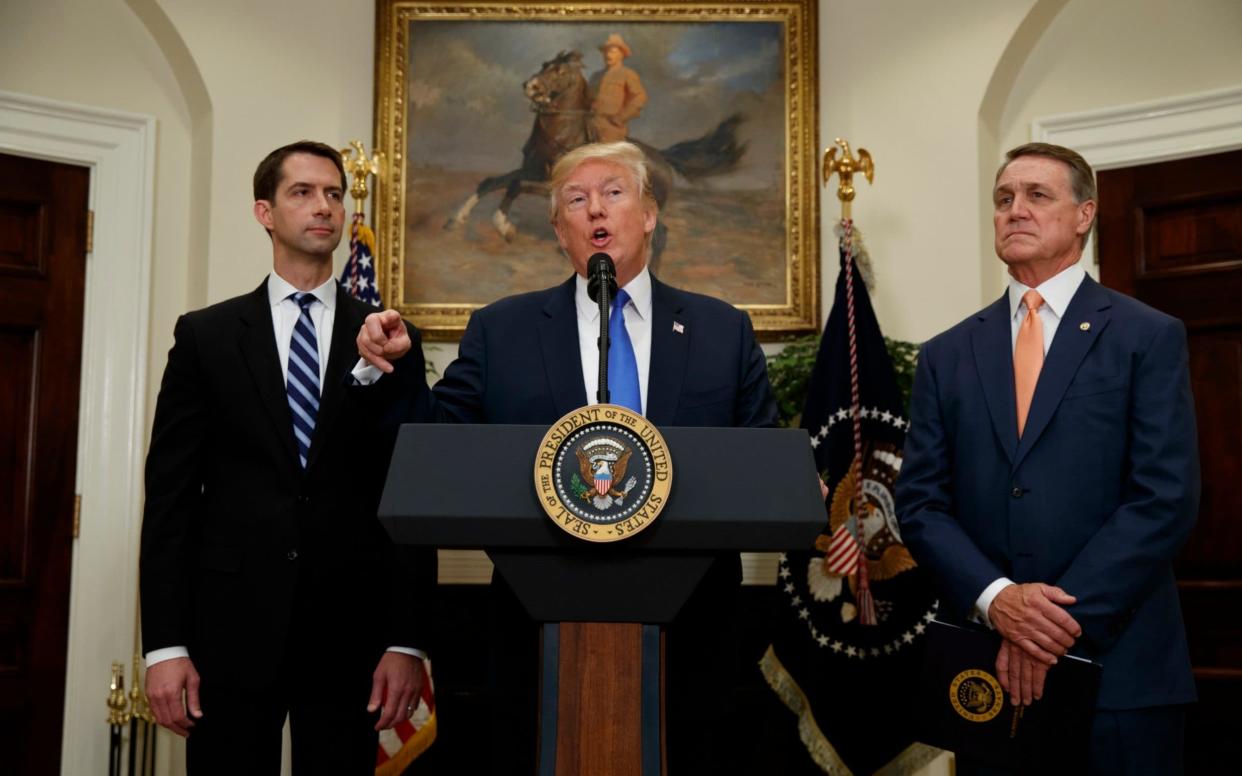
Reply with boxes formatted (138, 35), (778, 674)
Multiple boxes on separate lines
(140, 279), (432, 684)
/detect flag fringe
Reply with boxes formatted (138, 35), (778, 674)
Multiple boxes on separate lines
(760, 646), (945, 776)
(375, 710), (438, 776)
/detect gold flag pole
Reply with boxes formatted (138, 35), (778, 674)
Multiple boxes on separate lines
(819, 137), (879, 625)
(822, 137), (874, 221)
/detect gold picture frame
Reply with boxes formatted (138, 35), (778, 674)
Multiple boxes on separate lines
(374, 0), (819, 340)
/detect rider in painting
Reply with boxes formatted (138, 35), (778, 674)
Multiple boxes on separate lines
(588, 33), (648, 143)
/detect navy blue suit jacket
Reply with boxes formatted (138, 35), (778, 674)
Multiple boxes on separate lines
(895, 276), (1199, 709)
(421, 274), (777, 429)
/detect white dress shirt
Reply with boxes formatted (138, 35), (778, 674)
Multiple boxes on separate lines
(147, 272), (423, 667)
(974, 264), (1086, 626)
(576, 267), (653, 412)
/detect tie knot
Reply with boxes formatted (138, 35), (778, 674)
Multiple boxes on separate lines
(613, 289), (631, 312)
(290, 292), (317, 310)
(1022, 290), (1044, 315)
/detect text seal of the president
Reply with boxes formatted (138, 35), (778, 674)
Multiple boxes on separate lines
(534, 404), (672, 543)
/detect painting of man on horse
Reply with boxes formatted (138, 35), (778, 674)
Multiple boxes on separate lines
(445, 46), (748, 274)
(403, 21), (786, 307)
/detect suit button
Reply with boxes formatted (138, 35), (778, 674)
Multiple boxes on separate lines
(1010, 487), (1023, 498)
(286, 550), (298, 561)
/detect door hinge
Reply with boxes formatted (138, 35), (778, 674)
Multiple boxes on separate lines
(73, 494), (82, 539)
(86, 210), (94, 253)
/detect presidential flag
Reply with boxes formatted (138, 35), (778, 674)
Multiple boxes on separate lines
(761, 222), (940, 775)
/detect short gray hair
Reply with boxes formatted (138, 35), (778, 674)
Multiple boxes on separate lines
(996, 142), (1097, 247)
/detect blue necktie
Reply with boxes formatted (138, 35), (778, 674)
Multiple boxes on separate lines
(286, 293), (321, 468)
(608, 289), (641, 413)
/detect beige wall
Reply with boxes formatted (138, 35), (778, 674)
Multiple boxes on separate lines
(0, 0), (196, 429)
(982, 0), (1242, 294)
(1, 0), (1239, 770)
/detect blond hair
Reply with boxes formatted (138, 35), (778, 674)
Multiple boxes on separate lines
(547, 141), (658, 222)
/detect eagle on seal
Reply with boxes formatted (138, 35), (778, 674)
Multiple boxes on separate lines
(577, 448), (632, 499)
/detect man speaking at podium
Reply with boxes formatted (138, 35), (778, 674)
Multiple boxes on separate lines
(356, 141), (778, 773)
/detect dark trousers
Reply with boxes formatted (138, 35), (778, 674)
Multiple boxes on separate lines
(186, 588), (385, 775)
(957, 705), (1187, 776)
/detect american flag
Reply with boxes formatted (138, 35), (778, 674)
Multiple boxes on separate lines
(340, 212), (382, 307)
(376, 659), (437, 775)
(339, 209), (439, 774)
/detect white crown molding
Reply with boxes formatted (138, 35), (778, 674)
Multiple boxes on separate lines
(0, 89), (155, 776)
(1030, 84), (1242, 275)
(1032, 84), (1242, 170)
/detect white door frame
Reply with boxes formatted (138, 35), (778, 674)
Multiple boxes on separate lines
(0, 89), (154, 775)
(1032, 84), (1242, 272)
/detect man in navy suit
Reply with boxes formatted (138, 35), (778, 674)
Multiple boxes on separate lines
(895, 143), (1199, 774)
(356, 140), (777, 773)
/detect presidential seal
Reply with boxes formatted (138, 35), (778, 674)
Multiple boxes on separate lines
(534, 404), (672, 543)
(949, 669), (1004, 723)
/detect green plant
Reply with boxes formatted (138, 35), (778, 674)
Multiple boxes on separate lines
(884, 336), (920, 417)
(765, 335), (921, 428)
(765, 335), (820, 427)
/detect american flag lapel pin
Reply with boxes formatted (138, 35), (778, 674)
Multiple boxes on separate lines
(673, 321), (685, 334)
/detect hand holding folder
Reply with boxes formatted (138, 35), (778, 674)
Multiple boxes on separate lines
(916, 619), (1102, 773)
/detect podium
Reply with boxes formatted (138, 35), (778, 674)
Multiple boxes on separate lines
(380, 424), (824, 776)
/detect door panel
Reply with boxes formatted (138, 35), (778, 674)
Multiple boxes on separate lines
(0, 152), (89, 775)
(1098, 147), (1242, 775)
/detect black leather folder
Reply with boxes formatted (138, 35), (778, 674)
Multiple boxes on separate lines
(916, 619), (1102, 773)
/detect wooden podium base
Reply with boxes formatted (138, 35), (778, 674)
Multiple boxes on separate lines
(538, 622), (664, 776)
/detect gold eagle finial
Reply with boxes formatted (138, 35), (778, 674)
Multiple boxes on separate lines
(822, 138), (874, 220)
(339, 140), (384, 215)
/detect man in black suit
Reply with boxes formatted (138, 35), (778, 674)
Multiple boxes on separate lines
(140, 141), (433, 774)
(356, 140), (779, 774)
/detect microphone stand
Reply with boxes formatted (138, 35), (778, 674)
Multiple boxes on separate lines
(596, 273), (611, 405)
(588, 253), (617, 405)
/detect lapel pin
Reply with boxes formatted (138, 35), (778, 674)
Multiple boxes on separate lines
(673, 321), (685, 334)
(1079, 322), (1091, 331)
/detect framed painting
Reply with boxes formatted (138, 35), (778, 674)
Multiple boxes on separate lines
(374, 0), (819, 340)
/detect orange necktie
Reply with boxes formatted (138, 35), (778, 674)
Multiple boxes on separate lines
(1014, 289), (1044, 437)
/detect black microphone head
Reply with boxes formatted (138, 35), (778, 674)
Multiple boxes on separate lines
(586, 252), (617, 302)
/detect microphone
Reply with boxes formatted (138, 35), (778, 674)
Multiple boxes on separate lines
(586, 252), (617, 302)
(586, 253), (617, 404)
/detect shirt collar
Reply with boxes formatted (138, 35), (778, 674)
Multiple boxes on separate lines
(575, 266), (652, 322)
(1007, 263), (1085, 321)
(267, 271), (338, 311)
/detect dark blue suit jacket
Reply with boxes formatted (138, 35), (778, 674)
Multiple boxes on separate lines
(424, 274), (777, 429)
(895, 276), (1199, 709)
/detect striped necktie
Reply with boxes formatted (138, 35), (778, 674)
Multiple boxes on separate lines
(608, 289), (641, 413)
(286, 292), (321, 468)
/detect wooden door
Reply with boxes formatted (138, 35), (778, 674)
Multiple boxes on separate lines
(1097, 148), (1242, 775)
(0, 152), (90, 774)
